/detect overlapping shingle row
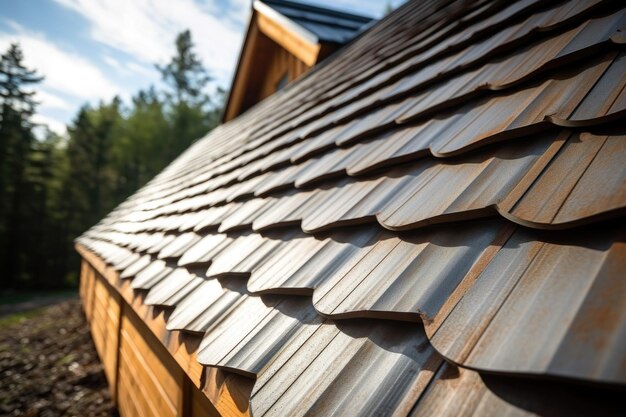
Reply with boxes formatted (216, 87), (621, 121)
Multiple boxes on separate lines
(77, 0), (626, 415)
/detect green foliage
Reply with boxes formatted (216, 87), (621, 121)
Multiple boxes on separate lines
(157, 29), (211, 107)
(0, 31), (225, 290)
(0, 43), (46, 289)
(0, 308), (45, 328)
(0, 43), (43, 117)
(384, 1), (394, 15)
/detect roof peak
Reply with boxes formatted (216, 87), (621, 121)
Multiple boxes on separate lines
(260, 0), (376, 22)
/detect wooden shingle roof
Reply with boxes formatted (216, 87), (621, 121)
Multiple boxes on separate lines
(77, 0), (626, 415)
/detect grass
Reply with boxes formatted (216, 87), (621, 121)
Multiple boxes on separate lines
(0, 290), (77, 329)
(0, 290), (76, 306)
(0, 308), (46, 328)
(56, 353), (76, 366)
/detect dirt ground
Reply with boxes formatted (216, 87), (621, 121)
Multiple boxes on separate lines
(0, 299), (118, 417)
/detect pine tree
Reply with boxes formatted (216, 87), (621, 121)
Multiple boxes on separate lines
(156, 30), (219, 162)
(156, 30), (211, 107)
(0, 43), (43, 289)
(64, 98), (124, 229)
(114, 86), (169, 195)
(0, 44), (42, 114)
(0, 34), (226, 290)
(384, 1), (394, 15)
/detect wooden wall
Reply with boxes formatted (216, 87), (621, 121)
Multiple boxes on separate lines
(233, 28), (311, 118)
(80, 261), (220, 417)
(223, 11), (323, 122)
(257, 40), (310, 101)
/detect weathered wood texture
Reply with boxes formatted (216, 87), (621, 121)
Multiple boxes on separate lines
(258, 41), (310, 100)
(256, 11), (320, 67)
(79, 256), (234, 417)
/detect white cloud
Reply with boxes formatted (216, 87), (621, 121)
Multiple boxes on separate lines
(103, 54), (156, 81)
(52, 0), (247, 86)
(103, 54), (123, 71)
(0, 22), (124, 101)
(36, 89), (72, 111)
(127, 61), (155, 78)
(32, 113), (67, 136)
(228, 0), (253, 24)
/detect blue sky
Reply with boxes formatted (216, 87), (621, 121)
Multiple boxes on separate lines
(0, 0), (404, 135)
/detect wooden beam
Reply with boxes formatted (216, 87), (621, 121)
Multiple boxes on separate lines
(223, 15), (262, 122)
(256, 11), (320, 67)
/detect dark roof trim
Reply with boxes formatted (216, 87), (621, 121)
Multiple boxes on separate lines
(263, 0), (374, 24)
(254, 0), (320, 44)
(258, 0), (375, 43)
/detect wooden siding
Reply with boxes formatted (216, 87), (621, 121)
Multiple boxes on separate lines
(79, 259), (221, 417)
(223, 11), (320, 122)
(229, 24), (312, 120)
(80, 262), (120, 391)
(92, 276), (121, 390)
(258, 42), (309, 100)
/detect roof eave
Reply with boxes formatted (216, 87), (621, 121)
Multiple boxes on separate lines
(254, 0), (320, 45)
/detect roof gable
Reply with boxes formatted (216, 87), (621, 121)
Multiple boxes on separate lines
(223, 0), (373, 122)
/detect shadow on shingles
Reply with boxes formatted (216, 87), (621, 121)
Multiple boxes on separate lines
(177, 332), (202, 355)
(217, 275), (249, 294)
(151, 305), (172, 322)
(335, 318), (434, 358)
(587, 124), (626, 136)
(203, 367), (254, 414)
(268, 295), (320, 322)
(260, 227), (303, 241)
(481, 371), (626, 417)
(513, 220), (624, 249)
(316, 223), (390, 247)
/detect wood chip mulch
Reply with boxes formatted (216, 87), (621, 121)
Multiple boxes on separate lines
(0, 299), (118, 417)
